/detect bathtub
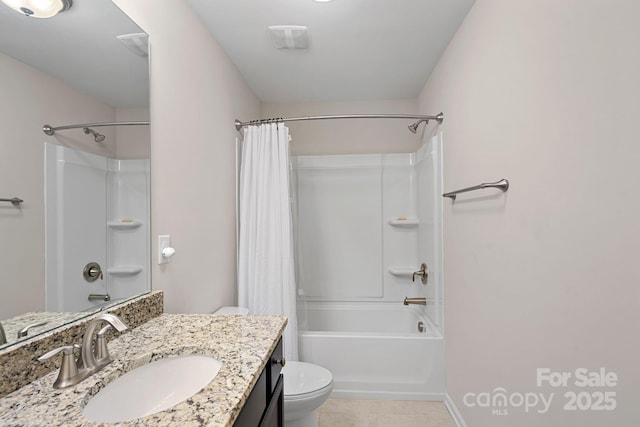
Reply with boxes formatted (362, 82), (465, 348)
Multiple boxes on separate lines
(297, 302), (444, 400)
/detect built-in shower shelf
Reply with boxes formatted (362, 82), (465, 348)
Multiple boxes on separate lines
(107, 265), (144, 276)
(388, 267), (416, 277)
(107, 220), (142, 229)
(388, 218), (419, 226)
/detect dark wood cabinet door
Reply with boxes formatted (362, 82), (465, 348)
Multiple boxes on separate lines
(234, 338), (284, 427)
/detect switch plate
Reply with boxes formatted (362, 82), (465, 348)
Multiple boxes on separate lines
(158, 235), (171, 264)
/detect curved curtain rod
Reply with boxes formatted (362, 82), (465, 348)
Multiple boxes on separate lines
(234, 113), (444, 131)
(42, 121), (150, 136)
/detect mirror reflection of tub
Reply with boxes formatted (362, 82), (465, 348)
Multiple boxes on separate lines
(0, 0), (150, 349)
(45, 144), (150, 313)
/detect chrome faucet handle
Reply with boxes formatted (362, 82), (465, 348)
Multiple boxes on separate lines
(38, 344), (82, 389)
(17, 320), (49, 338)
(412, 263), (429, 285)
(95, 325), (114, 367)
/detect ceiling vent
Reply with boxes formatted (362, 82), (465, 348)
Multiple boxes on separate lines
(268, 26), (309, 50)
(117, 33), (149, 57)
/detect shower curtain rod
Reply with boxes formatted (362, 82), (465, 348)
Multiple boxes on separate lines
(42, 121), (150, 136)
(234, 113), (444, 131)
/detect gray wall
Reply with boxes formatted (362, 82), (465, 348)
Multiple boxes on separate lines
(420, 0), (639, 425)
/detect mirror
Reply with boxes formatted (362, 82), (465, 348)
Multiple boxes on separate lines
(0, 0), (150, 349)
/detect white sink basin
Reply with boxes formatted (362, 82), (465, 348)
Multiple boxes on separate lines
(83, 355), (222, 423)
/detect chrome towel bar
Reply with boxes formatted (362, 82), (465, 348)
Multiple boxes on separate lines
(1, 197), (23, 206)
(443, 179), (509, 200)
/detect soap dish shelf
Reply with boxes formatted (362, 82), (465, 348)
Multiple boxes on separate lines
(388, 218), (419, 226)
(107, 220), (142, 230)
(107, 266), (144, 276)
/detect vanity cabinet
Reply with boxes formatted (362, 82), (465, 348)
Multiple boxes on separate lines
(234, 337), (284, 427)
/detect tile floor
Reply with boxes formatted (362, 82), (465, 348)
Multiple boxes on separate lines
(317, 398), (457, 427)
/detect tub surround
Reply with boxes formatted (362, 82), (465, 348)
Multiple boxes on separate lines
(0, 314), (287, 426)
(0, 291), (163, 398)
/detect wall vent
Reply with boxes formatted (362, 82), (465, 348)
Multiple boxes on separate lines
(117, 33), (149, 57)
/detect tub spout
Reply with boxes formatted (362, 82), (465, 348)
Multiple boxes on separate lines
(403, 297), (427, 306)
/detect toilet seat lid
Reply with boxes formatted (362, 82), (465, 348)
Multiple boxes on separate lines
(282, 361), (333, 397)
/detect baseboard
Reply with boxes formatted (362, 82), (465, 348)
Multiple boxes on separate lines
(444, 393), (468, 427)
(330, 389), (444, 401)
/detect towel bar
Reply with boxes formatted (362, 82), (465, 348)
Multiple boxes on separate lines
(0, 197), (23, 206)
(443, 179), (509, 200)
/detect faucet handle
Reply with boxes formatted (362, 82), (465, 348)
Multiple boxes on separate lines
(95, 325), (113, 364)
(17, 320), (49, 338)
(412, 263), (429, 285)
(38, 344), (82, 389)
(38, 344), (79, 361)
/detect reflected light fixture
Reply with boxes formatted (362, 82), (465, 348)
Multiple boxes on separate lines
(1, 0), (72, 18)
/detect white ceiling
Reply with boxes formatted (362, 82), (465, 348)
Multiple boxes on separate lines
(0, 0), (474, 107)
(188, 0), (476, 103)
(0, 0), (149, 108)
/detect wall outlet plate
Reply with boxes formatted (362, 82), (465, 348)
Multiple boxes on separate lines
(158, 235), (171, 265)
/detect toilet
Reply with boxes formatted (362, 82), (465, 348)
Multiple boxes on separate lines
(213, 307), (333, 427)
(212, 306), (250, 315)
(281, 361), (333, 427)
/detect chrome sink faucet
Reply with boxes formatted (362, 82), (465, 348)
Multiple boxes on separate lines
(38, 313), (128, 389)
(80, 313), (128, 373)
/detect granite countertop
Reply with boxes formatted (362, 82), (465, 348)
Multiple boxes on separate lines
(0, 314), (287, 426)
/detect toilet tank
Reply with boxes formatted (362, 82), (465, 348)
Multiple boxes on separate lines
(212, 306), (249, 315)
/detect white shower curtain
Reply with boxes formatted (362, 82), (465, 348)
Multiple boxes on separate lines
(238, 123), (298, 361)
